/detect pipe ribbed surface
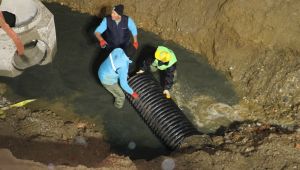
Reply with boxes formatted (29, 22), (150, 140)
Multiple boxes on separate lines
(126, 73), (200, 150)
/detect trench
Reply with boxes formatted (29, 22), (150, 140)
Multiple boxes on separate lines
(0, 2), (238, 160)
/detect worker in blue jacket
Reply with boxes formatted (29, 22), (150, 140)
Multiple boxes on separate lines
(98, 48), (139, 108)
(95, 4), (138, 56)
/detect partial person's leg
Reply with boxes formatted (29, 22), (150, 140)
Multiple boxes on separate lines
(103, 83), (125, 109)
(150, 65), (158, 73)
(162, 64), (176, 90)
(173, 70), (177, 83)
(123, 43), (136, 58)
(104, 46), (114, 55)
(123, 43), (137, 74)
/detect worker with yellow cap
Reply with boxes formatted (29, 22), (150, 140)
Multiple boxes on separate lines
(137, 46), (177, 98)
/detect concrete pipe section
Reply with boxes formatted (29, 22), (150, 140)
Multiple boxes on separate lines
(0, 0), (57, 77)
(126, 73), (201, 150)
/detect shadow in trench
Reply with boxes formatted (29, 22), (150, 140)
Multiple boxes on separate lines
(81, 6), (111, 83)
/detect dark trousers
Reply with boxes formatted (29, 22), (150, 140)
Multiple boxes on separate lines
(149, 64), (177, 90)
(140, 56), (177, 90)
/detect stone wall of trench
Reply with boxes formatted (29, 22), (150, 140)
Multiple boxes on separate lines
(44, 0), (300, 116)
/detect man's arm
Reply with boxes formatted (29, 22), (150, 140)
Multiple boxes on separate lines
(128, 17), (138, 42)
(94, 17), (107, 42)
(117, 67), (134, 95)
(133, 35), (138, 43)
(95, 32), (104, 41)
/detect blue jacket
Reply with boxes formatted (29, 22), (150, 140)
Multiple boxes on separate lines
(95, 16), (137, 48)
(95, 17), (137, 36)
(98, 48), (134, 95)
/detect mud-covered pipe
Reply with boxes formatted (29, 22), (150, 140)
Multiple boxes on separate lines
(126, 73), (200, 150)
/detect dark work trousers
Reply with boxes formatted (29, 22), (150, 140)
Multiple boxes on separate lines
(140, 56), (177, 90)
(159, 64), (176, 90)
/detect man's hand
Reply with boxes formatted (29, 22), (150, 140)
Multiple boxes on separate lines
(99, 39), (107, 48)
(131, 92), (139, 99)
(133, 41), (139, 49)
(136, 70), (144, 74)
(163, 90), (171, 99)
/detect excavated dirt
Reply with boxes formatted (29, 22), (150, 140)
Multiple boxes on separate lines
(0, 93), (137, 169)
(1, 0), (300, 169)
(0, 86), (300, 169)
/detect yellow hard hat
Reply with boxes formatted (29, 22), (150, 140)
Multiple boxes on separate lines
(155, 48), (171, 62)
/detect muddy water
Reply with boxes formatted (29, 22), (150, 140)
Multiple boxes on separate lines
(0, 3), (238, 159)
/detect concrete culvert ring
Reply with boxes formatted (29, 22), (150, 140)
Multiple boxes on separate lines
(0, 0), (38, 27)
(12, 40), (47, 70)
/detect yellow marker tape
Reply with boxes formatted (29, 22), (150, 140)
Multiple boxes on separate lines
(1, 99), (36, 111)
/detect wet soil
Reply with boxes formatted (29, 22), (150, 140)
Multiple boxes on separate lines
(0, 96), (109, 167)
(0, 1), (299, 169)
(0, 92), (299, 169)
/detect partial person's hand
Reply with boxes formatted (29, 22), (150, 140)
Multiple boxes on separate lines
(131, 92), (139, 100)
(133, 41), (139, 49)
(99, 39), (107, 48)
(163, 90), (171, 99)
(136, 70), (144, 74)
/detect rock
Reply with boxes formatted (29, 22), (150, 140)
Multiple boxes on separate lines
(76, 122), (87, 129)
(74, 136), (88, 147)
(0, 83), (7, 95)
(180, 134), (214, 150)
(244, 146), (255, 153)
(212, 136), (225, 145)
(0, 97), (10, 108)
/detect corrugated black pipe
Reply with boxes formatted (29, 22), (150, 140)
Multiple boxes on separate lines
(126, 73), (201, 150)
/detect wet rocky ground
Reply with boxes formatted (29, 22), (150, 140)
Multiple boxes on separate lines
(0, 92), (299, 169)
(0, 96), (109, 167)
